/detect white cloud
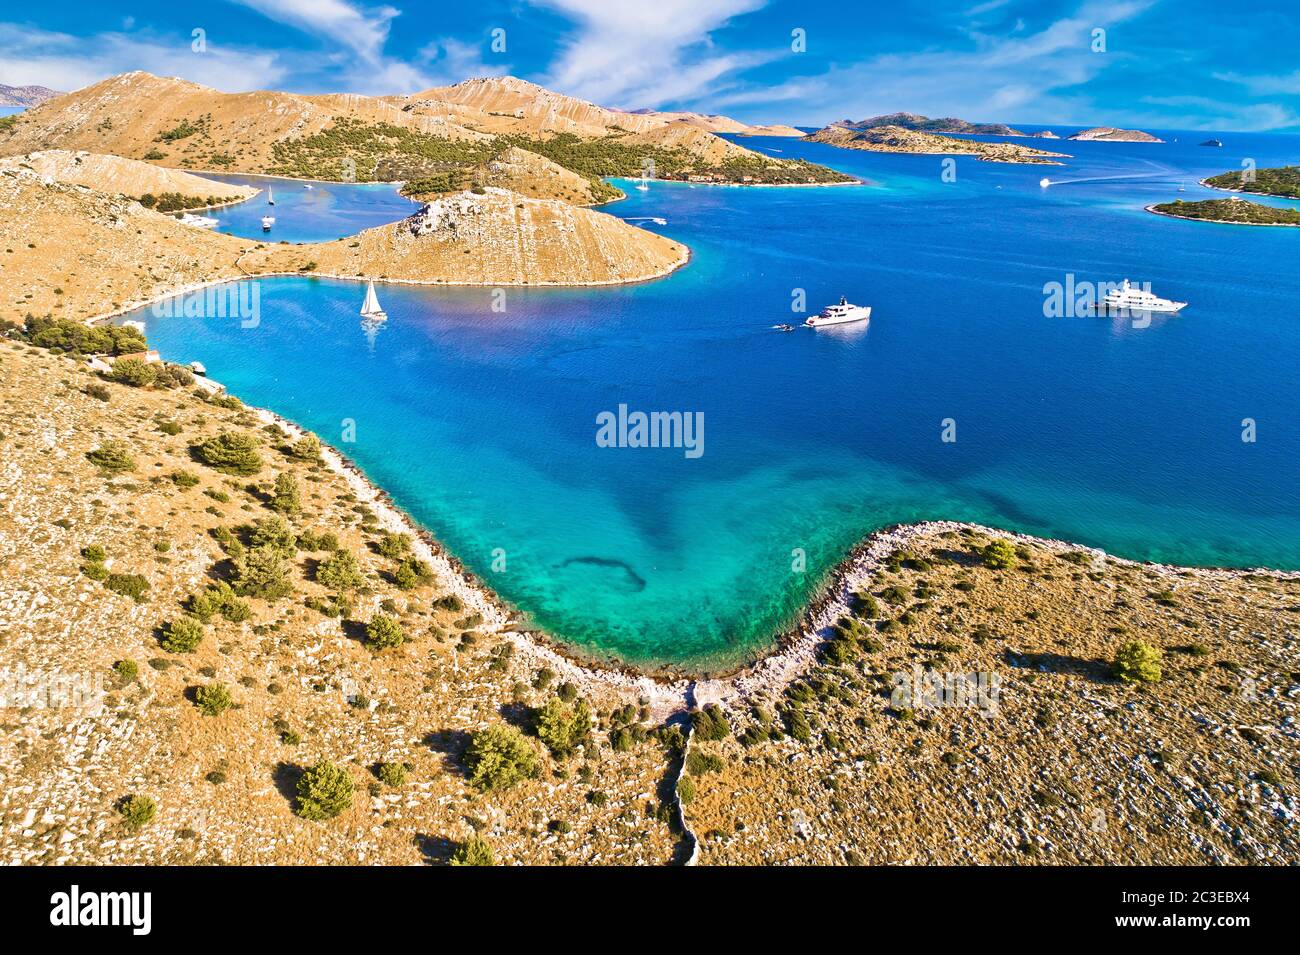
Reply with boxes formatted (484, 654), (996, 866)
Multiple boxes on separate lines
(1212, 70), (1300, 97)
(232, 0), (397, 62)
(710, 0), (1158, 126)
(415, 38), (511, 89)
(231, 0), (434, 93)
(0, 23), (286, 93)
(1135, 95), (1300, 132)
(528, 0), (771, 108)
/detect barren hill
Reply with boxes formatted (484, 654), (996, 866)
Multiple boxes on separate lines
(0, 72), (487, 173)
(2, 72), (841, 197)
(0, 167), (688, 326)
(0, 83), (61, 107)
(244, 187), (688, 287)
(0, 150), (255, 205)
(0, 166), (252, 324)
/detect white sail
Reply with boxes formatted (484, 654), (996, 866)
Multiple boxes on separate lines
(268, 187), (275, 205)
(360, 280), (386, 318)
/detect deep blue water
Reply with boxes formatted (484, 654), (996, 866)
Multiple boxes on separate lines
(191, 172), (421, 242)
(126, 129), (1300, 670)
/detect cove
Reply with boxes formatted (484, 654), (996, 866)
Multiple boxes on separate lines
(124, 128), (1300, 670)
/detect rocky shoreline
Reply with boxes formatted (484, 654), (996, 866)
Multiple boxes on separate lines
(207, 388), (1300, 716)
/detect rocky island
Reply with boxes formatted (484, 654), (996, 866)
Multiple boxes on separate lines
(1149, 197), (1300, 226)
(804, 123), (1069, 164)
(1203, 165), (1300, 199)
(1067, 126), (1164, 142)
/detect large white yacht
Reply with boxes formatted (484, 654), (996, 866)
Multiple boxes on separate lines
(1101, 279), (1187, 313)
(805, 296), (871, 328)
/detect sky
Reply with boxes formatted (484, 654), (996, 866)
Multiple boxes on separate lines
(1, 0), (1298, 132)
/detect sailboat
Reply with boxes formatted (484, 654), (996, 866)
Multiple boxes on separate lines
(635, 173), (650, 192)
(360, 280), (387, 321)
(267, 187), (275, 205)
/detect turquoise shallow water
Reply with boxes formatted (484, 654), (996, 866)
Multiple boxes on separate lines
(125, 128), (1300, 670)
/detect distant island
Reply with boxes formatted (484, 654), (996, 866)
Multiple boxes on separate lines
(1203, 165), (1300, 199)
(0, 82), (61, 107)
(804, 123), (1069, 165)
(1067, 126), (1163, 143)
(1149, 197), (1300, 226)
(837, 112), (1026, 136)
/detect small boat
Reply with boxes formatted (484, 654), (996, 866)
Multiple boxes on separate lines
(805, 296), (871, 328)
(179, 212), (219, 229)
(634, 174), (650, 192)
(267, 187), (275, 205)
(1039, 177), (1051, 189)
(261, 215), (275, 231)
(1099, 279), (1187, 314)
(189, 361), (207, 375)
(360, 280), (387, 321)
(1200, 138), (1224, 147)
(771, 324), (794, 332)
(304, 184), (313, 190)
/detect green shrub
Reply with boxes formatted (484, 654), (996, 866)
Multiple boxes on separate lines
(288, 432), (322, 461)
(231, 544), (293, 600)
(113, 659), (138, 683)
(685, 749), (724, 776)
(108, 357), (157, 387)
(187, 582), (251, 622)
(377, 532), (411, 559)
(196, 431), (262, 475)
(677, 775), (696, 804)
(87, 440), (136, 474)
(105, 573), (150, 602)
(316, 549), (365, 591)
(171, 469), (200, 488)
(392, 556), (432, 590)
(449, 835), (494, 866)
(981, 539), (1017, 570)
(194, 682), (233, 716)
(154, 364), (194, 389)
(118, 795), (156, 830)
(1114, 640), (1163, 683)
(365, 614), (404, 651)
(464, 724), (538, 791)
(81, 544), (107, 562)
(534, 696), (592, 758)
(249, 514), (296, 555)
(295, 761), (354, 820)
(297, 529), (340, 551)
(82, 561), (109, 581)
(434, 593), (464, 613)
(691, 704), (731, 741)
(268, 472), (301, 513)
(376, 762), (407, 787)
(161, 616), (204, 653)
(851, 591), (881, 618)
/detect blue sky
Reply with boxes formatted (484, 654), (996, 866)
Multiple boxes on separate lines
(1, 0), (1298, 131)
